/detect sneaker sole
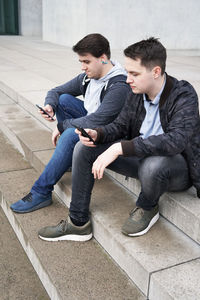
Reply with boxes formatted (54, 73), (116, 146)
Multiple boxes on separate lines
(38, 233), (93, 242)
(123, 212), (159, 237)
(11, 200), (52, 214)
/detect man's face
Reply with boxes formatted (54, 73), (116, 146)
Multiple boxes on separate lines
(125, 57), (155, 94)
(78, 53), (104, 79)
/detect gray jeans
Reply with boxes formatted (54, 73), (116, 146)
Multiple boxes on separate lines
(69, 141), (191, 222)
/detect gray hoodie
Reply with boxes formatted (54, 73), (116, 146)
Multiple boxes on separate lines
(44, 61), (131, 131)
(84, 61), (127, 113)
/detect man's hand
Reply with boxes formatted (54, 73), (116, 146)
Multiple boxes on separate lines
(92, 143), (123, 179)
(75, 128), (97, 147)
(52, 127), (60, 146)
(38, 104), (55, 122)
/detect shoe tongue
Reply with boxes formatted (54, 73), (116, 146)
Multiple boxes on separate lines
(67, 216), (72, 224)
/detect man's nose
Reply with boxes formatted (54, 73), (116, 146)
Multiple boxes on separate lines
(126, 74), (133, 84)
(81, 63), (87, 71)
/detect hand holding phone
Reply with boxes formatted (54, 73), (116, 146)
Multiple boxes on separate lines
(36, 104), (54, 121)
(75, 126), (96, 144)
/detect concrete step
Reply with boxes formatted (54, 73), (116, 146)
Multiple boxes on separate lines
(149, 259), (200, 300)
(1, 94), (200, 299)
(1, 90), (200, 246)
(0, 130), (145, 300)
(0, 207), (50, 300)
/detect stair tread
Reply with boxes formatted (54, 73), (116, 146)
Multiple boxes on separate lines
(149, 259), (200, 300)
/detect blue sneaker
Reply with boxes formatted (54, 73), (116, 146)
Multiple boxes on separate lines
(10, 192), (52, 213)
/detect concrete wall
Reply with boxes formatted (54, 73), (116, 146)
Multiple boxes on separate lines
(43, 0), (86, 46)
(19, 0), (42, 36)
(42, 0), (200, 49)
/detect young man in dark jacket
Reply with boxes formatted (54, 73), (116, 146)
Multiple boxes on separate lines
(10, 33), (130, 213)
(38, 37), (200, 242)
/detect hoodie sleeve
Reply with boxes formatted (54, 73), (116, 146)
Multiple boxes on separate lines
(44, 73), (85, 112)
(59, 81), (131, 131)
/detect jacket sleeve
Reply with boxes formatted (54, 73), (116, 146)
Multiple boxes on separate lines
(44, 73), (85, 112)
(95, 92), (134, 143)
(121, 84), (199, 158)
(60, 81), (131, 131)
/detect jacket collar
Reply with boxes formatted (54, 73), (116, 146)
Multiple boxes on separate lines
(159, 73), (174, 107)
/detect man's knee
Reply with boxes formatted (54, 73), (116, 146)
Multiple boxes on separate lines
(59, 128), (77, 141)
(138, 156), (169, 181)
(73, 141), (94, 162)
(59, 93), (72, 106)
(57, 128), (78, 148)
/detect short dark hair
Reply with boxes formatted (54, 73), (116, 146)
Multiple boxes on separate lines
(73, 33), (111, 59)
(124, 37), (166, 75)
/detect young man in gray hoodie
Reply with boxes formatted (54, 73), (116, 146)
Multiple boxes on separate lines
(11, 33), (130, 213)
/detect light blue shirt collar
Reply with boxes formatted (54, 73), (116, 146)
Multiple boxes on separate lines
(140, 75), (166, 139)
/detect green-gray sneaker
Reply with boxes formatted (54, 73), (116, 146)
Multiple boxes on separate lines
(38, 216), (92, 242)
(122, 205), (159, 237)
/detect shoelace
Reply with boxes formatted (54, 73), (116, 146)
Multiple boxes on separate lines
(130, 207), (139, 216)
(129, 207), (144, 219)
(22, 192), (32, 202)
(58, 220), (68, 231)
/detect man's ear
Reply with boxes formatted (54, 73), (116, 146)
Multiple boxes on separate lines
(100, 54), (108, 64)
(153, 66), (162, 79)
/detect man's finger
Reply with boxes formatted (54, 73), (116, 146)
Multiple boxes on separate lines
(100, 168), (104, 179)
(92, 164), (98, 179)
(52, 135), (57, 146)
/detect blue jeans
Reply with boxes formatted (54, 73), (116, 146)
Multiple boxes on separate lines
(69, 142), (192, 222)
(31, 94), (87, 196)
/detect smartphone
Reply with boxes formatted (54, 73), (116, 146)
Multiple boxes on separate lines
(36, 104), (54, 120)
(75, 126), (96, 144)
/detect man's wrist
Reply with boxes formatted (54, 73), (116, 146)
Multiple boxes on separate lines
(111, 142), (123, 155)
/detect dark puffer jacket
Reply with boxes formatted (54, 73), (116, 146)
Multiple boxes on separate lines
(96, 74), (200, 197)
